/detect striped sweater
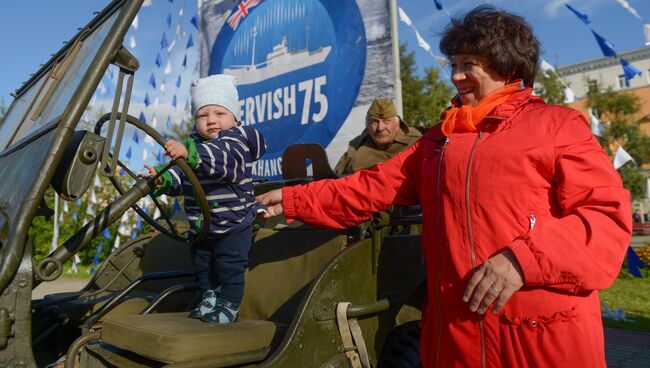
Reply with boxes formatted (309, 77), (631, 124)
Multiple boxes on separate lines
(153, 125), (267, 235)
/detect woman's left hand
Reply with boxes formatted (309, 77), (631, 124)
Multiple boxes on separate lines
(463, 249), (524, 315)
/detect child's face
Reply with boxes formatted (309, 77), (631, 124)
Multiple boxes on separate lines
(195, 105), (237, 140)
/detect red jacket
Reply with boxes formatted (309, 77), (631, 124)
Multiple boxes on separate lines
(283, 88), (631, 367)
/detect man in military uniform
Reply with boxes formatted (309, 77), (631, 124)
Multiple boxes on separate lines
(334, 98), (422, 175)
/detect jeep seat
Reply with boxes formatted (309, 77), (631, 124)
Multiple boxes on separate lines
(96, 225), (348, 364)
(101, 313), (279, 363)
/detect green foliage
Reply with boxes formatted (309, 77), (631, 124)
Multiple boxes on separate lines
(587, 84), (641, 123)
(29, 181), (154, 274)
(534, 70), (566, 105)
(586, 82), (650, 200)
(599, 264), (650, 332)
(400, 44), (452, 128)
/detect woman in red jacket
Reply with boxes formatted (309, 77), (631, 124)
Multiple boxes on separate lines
(258, 5), (631, 367)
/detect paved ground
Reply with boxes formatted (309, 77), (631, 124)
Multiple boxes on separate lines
(605, 328), (650, 368)
(630, 234), (650, 247)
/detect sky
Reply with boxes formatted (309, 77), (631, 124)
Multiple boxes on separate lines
(1, 0), (650, 109)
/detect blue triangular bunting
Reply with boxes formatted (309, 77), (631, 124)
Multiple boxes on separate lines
(591, 31), (617, 58)
(565, 4), (591, 25)
(620, 58), (642, 81)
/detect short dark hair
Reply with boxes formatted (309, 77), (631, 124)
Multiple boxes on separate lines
(439, 5), (540, 87)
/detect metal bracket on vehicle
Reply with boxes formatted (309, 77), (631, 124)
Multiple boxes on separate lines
(0, 308), (11, 349)
(371, 212), (390, 274)
(99, 46), (139, 177)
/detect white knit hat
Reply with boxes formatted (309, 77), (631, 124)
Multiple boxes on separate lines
(190, 74), (240, 121)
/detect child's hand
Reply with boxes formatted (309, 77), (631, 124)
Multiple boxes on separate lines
(142, 164), (162, 188)
(165, 139), (188, 160)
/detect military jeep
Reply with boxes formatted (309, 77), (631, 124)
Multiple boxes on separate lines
(0, 0), (425, 367)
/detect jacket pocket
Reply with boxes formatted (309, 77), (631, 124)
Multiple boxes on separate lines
(493, 306), (600, 367)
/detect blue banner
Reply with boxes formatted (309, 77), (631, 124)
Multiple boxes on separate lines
(200, 0), (396, 180)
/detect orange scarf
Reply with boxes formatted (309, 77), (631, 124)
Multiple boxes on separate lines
(441, 81), (522, 136)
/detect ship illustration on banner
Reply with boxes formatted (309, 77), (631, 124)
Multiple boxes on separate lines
(208, 0), (368, 180)
(223, 27), (332, 86)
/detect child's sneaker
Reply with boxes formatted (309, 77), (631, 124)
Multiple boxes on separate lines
(188, 290), (217, 319)
(201, 298), (239, 324)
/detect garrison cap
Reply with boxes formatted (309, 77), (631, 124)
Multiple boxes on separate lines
(366, 98), (409, 133)
(367, 98), (397, 118)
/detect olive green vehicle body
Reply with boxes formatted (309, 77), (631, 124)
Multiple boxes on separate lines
(0, 1), (426, 366)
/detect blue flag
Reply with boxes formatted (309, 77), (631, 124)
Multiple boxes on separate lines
(190, 15), (198, 29)
(126, 146), (132, 160)
(627, 246), (645, 278)
(175, 75), (181, 88)
(144, 93), (151, 107)
(155, 53), (162, 68)
(172, 95), (177, 108)
(133, 130), (140, 144)
(76, 198), (82, 206)
(157, 150), (163, 163)
(94, 240), (103, 266)
(149, 73), (156, 88)
(166, 115), (173, 129)
(72, 212), (77, 221)
(565, 4), (591, 25)
(139, 111), (147, 123)
(186, 34), (194, 49)
(136, 216), (142, 230)
(166, 12), (172, 29)
(174, 198), (182, 212)
(433, 0), (443, 11)
(591, 31), (617, 57)
(182, 54), (187, 68)
(131, 231), (137, 240)
(102, 227), (111, 239)
(620, 58), (642, 81)
(161, 33), (169, 50)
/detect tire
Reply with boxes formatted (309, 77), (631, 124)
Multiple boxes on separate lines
(377, 321), (422, 368)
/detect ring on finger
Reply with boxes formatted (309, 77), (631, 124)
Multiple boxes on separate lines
(489, 286), (501, 293)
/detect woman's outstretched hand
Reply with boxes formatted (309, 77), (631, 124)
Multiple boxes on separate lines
(463, 249), (524, 315)
(256, 189), (284, 218)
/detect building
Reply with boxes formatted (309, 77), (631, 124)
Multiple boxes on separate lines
(555, 46), (650, 221)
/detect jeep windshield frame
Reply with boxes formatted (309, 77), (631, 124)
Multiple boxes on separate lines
(0, 0), (143, 293)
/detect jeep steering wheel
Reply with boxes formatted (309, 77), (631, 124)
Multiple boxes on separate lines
(94, 113), (210, 242)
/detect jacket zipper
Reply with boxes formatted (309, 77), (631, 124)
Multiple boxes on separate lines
(434, 137), (450, 367)
(465, 131), (485, 368)
(529, 211), (536, 230)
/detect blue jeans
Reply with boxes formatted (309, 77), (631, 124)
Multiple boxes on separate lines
(190, 225), (253, 305)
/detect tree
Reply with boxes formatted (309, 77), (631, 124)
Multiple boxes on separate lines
(400, 44), (452, 128)
(586, 82), (650, 200)
(534, 70), (566, 105)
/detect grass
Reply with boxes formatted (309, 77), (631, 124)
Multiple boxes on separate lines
(599, 264), (650, 333)
(61, 264), (94, 279)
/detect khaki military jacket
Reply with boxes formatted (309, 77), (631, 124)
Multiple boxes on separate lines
(333, 126), (421, 175)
